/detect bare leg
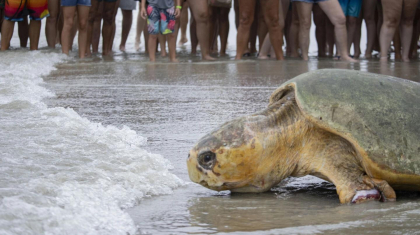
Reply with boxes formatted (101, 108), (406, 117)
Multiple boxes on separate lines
(190, 12), (198, 54)
(29, 20), (41, 50)
(313, 3), (327, 57)
(379, 0), (402, 62)
(219, 7), (230, 56)
(1, 20), (15, 50)
(108, 0), (120, 52)
(295, 1), (312, 60)
(167, 33), (178, 62)
(257, 3), (268, 52)
(326, 18), (335, 56)
(400, 0), (419, 62)
(62, 6), (76, 55)
(46, 0), (60, 48)
(57, 7), (64, 45)
(236, 0), (257, 60)
(410, 8), (420, 58)
(289, 2), (299, 57)
(319, 0), (357, 62)
(102, 1), (117, 55)
(69, 14), (78, 50)
(346, 16), (357, 55)
(148, 34), (158, 61)
(208, 6), (217, 53)
(135, 2), (144, 51)
(18, 17), (29, 48)
(285, 2), (293, 56)
(86, 0), (99, 57)
(178, 1), (189, 45)
(120, 9), (133, 51)
(92, 1), (103, 53)
(261, 0), (284, 60)
(188, 0), (215, 60)
(393, 28), (402, 60)
(158, 34), (167, 57)
(353, 13), (363, 58)
(77, 5), (89, 58)
(249, 6), (258, 54)
(363, 0), (377, 58)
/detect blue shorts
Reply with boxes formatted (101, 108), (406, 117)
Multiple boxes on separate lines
(339, 0), (362, 17)
(62, 0), (91, 6)
(291, 0), (328, 3)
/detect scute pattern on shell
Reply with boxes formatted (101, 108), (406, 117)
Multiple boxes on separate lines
(270, 69), (420, 176)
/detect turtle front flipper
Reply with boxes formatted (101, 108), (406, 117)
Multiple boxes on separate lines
(300, 131), (397, 204)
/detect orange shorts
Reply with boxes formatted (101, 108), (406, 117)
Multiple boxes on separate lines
(5, 0), (49, 21)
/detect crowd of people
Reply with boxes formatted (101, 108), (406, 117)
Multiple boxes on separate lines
(0, 0), (420, 63)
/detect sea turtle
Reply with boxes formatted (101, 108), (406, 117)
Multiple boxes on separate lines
(187, 69), (420, 204)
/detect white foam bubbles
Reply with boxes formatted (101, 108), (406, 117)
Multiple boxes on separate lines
(0, 51), (184, 235)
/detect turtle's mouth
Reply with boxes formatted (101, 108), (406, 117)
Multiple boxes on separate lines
(198, 179), (252, 191)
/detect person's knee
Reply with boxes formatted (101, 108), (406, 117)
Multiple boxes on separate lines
(401, 17), (414, 27)
(347, 16), (357, 26)
(384, 17), (399, 28)
(265, 14), (280, 29)
(219, 12), (229, 23)
(63, 18), (74, 28)
(194, 10), (209, 23)
(333, 14), (346, 27)
(166, 33), (175, 39)
(88, 12), (96, 23)
(149, 34), (158, 40)
(239, 12), (254, 27)
(300, 18), (311, 31)
(103, 13), (114, 26)
(47, 14), (58, 23)
(79, 20), (88, 30)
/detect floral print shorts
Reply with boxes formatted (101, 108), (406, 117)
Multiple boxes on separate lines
(147, 5), (176, 35)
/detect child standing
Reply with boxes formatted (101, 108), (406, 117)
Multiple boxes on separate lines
(141, 0), (181, 62)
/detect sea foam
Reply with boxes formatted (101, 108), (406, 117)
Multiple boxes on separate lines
(0, 51), (184, 235)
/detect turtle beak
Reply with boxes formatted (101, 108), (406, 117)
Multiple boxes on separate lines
(187, 150), (202, 183)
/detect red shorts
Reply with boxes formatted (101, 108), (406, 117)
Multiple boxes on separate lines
(5, 0), (49, 21)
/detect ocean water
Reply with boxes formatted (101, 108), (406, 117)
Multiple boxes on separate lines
(0, 51), (183, 235)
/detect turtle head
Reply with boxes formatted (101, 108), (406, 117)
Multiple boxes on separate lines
(187, 116), (282, 193)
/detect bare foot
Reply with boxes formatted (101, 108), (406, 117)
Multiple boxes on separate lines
(402, 57), (410, 62)
(161, 51), (167, 57)
(340, 55), (358, 62)
(119, 45), (126, 52)
(135, 37), (140, 51)
(220, 52), (227, 57)
(178, 37), (188, 45)
(380, 56), (388, 62)
(203, 55), (216, 61)
(170, 58), (179, 63)
(258, 55), (269, 60)
(365, 53), (372, 59)
(86, 49), (92, 58)
(395, 52), (402, 60)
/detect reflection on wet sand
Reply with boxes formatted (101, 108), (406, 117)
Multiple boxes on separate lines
(187, 178), (420, 234)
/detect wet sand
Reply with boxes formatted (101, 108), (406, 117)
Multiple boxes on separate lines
(43, 51), (420, 234)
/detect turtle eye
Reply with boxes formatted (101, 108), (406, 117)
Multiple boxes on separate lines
(198, 151), (216, 170)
